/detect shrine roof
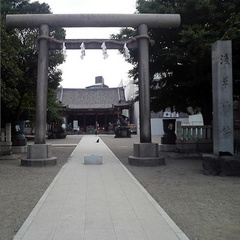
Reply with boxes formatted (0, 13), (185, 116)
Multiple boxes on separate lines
(56, 87), (132, 110)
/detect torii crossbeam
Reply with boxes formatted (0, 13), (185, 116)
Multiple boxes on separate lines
(6, 13), (180, 166)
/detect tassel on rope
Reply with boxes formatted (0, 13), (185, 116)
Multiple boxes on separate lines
(101, 42), (108, 59)
(80, 42), (85, 59)
(123, 43), (130, 60)
(62, 42), (67, 60)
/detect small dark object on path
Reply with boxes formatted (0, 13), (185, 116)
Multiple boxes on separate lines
(96, 139), (99, 143)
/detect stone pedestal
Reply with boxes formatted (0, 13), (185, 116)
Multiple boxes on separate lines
(12, 145), (27, 154)
(159, 144), (177, 152)
(12, 121), (27, 146)
(202, 154), (240, 176)
(114, 126), (131, 138)
(128, 143), (165, 166)
(12, 138), (27, 146)
(0, 142), (12, 155)
(161, 119), (176, 144)
(21, 144), (57, 167)
(175, 140), (213, 153)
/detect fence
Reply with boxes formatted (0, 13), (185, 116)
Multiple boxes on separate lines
(176, 121), (240, 153)
(0, 123), (12, 155)
(176, 122), (213, 141)
(175, 121), (213, 152)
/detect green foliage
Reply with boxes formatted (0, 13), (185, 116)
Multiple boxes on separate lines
(1, 0), (66, 126)
(116, 0), (240, 124)
(47, 89), (64, 124)
(223, 12), (240, 39)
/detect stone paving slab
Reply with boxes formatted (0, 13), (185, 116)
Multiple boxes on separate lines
(13, 135), (189, 240)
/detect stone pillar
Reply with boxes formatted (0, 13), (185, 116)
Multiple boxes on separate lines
(22, 24), (57, 166)
(212, 40), (234, 155)
(137, 24), (151, 143)
(35, 24), (49, 144)
(128, 24), (165, 166)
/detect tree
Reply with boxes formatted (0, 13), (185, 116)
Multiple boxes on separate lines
(1, 0), (66, 126)
(115, 0), (240, 124)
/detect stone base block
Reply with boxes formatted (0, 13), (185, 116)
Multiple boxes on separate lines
(161, 136), (176, 144)
(12, 138), (27, 146)
(84, 155), (102, 165)
(202, 154), (240, 176)
(0, 153), (22, 160)
(133, 143), (159, 157)
(159, 144), (177, 152)
(21, 157), (57, 167)
(12, 145), (27, 153)
(128, 143), (165, 166)
(176, 141), (213, 153)
(128, 156), (165, 166)
(21, 144), (57, 167)
(0, 142), (12, 155)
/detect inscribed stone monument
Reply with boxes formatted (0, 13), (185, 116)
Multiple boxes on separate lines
(212, 40), (234, 155)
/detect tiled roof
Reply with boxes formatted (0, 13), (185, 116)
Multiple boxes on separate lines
(57, 87), (131, 109)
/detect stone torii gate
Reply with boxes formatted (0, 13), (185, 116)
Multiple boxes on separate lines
(6, 13), (181, 166)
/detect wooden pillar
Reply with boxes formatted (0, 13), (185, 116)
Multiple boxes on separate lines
(105, 114), (107, 130)
(84, 114), (86, 132)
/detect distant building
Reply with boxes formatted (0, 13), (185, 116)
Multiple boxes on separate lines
(124, 80), (203, 135)
(57, 76), (132, 133)
(85, 76), (109, 89)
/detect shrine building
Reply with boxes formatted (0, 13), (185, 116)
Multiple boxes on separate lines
(57, 76), (132, 133)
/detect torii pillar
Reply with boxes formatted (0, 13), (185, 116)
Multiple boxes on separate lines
(6, 13), (180, 166)
(25, 24), (57, 166)
(128, 23), (165, 166)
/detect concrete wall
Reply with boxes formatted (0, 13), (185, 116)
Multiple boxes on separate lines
(124, 81), (139, 125)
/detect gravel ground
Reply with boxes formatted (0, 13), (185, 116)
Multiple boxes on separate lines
(0, 136), (81, 240)
(0, 135), (240, 240)
(101, 135), (240, 240)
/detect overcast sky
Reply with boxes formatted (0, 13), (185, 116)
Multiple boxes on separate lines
(31, 0), (137, 88)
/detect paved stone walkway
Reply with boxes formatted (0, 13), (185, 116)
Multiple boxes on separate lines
(13, 135), (189, 240)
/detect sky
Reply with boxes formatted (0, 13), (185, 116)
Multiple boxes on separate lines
(31, 0), (137, 88)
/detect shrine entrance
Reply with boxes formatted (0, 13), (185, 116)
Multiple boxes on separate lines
(6, 13), (180, 166)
